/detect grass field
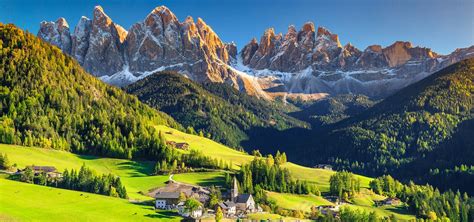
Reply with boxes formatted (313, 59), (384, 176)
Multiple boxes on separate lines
(0, 178), (182, 222)
(0, 144), (220, 200)
(266, 191), (334, 211)
(0, 126), (416, 221)
(345, 189), (416, 221)
(246, 213), (308, 221)
(172, 172), (225, 187)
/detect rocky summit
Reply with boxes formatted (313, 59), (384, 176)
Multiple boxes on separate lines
(239, 22), (474, 98)
(37, 5), (268, 98)
(38, 6), (473, 99)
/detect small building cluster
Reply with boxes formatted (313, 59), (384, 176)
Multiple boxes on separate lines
(17, 165), (62, 178)
(166, 141), (189, 150)
(375, 197), (401, 206)
(154, 177), (260, 219)
(217, 177), (258, 218)
(313, 164), (333, 170)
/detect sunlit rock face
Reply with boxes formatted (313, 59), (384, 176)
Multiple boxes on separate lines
(239, 22), (474, 98)
(37, 5), (270, 98)
(38, 17), (72, 54)
(38, 7), (474, 99)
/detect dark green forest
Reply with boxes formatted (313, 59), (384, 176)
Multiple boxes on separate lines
(240, 59), (474, 195)
(126, 72), (306, 149)
(317, 59), (474, 184)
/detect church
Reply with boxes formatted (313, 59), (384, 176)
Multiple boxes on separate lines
(218, 177), (257, 215)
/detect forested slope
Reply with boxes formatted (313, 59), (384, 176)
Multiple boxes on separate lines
(126, 72), (306, 149)
(0, 23), (180, 159)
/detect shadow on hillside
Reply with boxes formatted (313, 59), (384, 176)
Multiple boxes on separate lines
(76, 154), (101, 160)
(385, 206), (413, 217)
(116, 161), (153, 177)
(193, 174), (225, 187)
(145, 211), (180, 219)
(241, 126), (317, 165)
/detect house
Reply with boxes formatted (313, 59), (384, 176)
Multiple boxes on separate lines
(175, 142), (189, 150)
(313, 164), (333, 170)
(318, 205), (339, 216)
(166, 141), (189, 150)
(26, 166), (62, 178)
(235, 194), (255, 212)
(375, 197), (401, 206)
(177, 202), (203, 218)
(217, 201), (237, 216)
(155, 192), (181, 209)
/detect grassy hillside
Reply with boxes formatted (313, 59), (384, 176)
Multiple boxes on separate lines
(266, 191), (334, 211)
(0, 178), (181, 222)
(0, 144), (224, 200)
(0, 23), (180, 160)
(126, 72), (307, 149)
(1, 139), (414, 220)
(155, 124), (373, 192)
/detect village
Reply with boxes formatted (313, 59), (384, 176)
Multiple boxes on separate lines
(3, 140), (403, 221)
(152, 175), (262, 219)
(3, 158), (403, 221)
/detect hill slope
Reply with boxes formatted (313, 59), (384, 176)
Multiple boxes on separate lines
(0, 178), (181, 222)
(126, 72), (306, 149)
(294, 58), (474, 191)
(0, 23), (179, 159)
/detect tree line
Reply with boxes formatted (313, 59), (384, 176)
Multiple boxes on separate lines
(18, 164), (127, 199)
(370, 175), (473, 221)
(233, 151), (319, 195)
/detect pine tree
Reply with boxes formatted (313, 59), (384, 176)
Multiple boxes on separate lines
(215, 206), (223, 222)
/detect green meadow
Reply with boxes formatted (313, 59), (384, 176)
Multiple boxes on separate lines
(0, 178), (182, 222)
(0, 125), (416, 221)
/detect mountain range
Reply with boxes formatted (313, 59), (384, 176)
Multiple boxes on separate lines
(38, 5), (474, 99)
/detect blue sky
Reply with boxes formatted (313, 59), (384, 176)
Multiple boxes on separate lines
(1, 0), (473, 54)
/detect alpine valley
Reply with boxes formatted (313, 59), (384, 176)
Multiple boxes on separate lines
(0, 2), (473, 222)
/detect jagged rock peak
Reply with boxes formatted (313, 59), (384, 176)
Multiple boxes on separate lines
(250, 37), (258, 44)
(285, 25), (297, 40)
(317, 26), (341, 47)
(263, 27), (276, 37)
(301, 21), (316, 32)
(38, 17), (72, 54)
(55, 17), (69, 28)
(147, 5), (178, 25)
(93, 5), (112, 24)
(365, 45), (383, 52)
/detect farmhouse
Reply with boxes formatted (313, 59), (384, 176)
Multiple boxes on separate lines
(23, 166), (62, 178)
(155, 192), (181, 209)
(166, 141), (190, 150)
(217, 201), (237, 216)
(313, 164), (333, 170)
(318, 205), (339, 216)
(375, 197), (401, 206)
(176, 202), (203, 218)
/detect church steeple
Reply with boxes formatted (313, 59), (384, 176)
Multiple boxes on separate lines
(231, 176), (239, 202)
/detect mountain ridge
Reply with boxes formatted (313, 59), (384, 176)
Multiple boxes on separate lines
(38, 5), (474, 99)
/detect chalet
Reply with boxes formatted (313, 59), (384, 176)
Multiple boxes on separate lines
(318, 205), (339, 216)
(177, 203), (203, 218)
(375, 197), (401, 206)
(217, 201), (237, 216)
(313, 164), (333, 170)
(25, 166), (62, 178)
(166, 141), (189, 150)
(155, 192), (180, 209)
